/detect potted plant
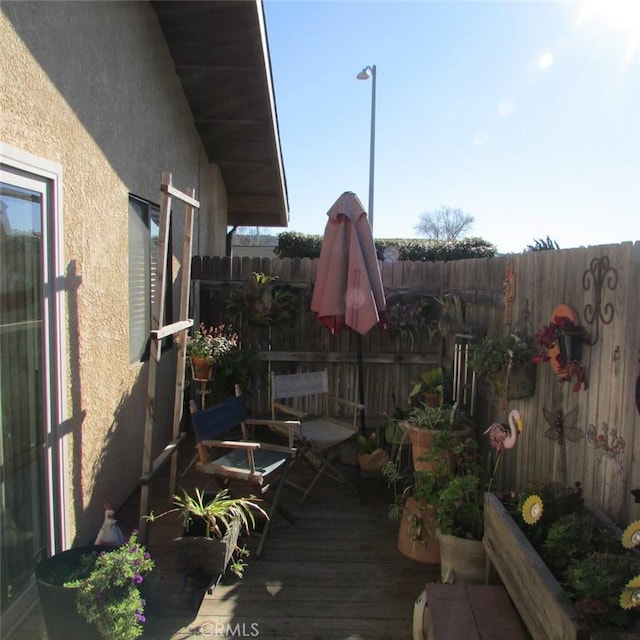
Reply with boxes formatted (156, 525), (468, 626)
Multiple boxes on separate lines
(428, 433), (487, 584)
(146, 487), (266, 583)
(225, 272), (298, 334)
(434, 412), (523, 584)
(469, 330), (537, 399)
(401, 402), (472, 472)
(408, 368), (444, 407)
(35, 532), (155, 640)
(532, 311), (588, 391)
(382, 451), (443, 564)
(186, 323), (239, 380)
(356, 431), (389, 474)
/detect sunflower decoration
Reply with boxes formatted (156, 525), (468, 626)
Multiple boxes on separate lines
(522, 494), (544, 525)
(622, 520), (640, 549)
(619, 576), (640, 610)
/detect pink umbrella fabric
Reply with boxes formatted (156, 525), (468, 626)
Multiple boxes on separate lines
(311, 192), (386, 335)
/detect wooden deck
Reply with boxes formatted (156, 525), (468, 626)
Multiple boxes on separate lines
(10, 436), (438, 639)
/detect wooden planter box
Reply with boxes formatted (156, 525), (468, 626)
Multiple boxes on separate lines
(483, 492), (591, 640)
(174, 518), (240, 578)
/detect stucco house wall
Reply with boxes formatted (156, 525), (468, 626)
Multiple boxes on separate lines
(1, 1), (228, 543)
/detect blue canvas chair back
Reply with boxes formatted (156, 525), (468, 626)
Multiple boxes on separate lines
(191, 395), (247, 442)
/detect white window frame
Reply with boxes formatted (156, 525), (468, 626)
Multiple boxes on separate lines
(0, 143), (67, 627)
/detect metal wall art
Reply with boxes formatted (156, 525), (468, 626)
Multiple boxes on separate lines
(543, 405), (583, 485)
(586, 422), (625, 467)
(582, 256), (617, 346)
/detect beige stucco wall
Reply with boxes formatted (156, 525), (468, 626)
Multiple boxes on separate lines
(1, 1), (228, 543)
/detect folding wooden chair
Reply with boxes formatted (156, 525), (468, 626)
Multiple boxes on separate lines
(189, 395), (299, 558)
(270, 370), (364, 503)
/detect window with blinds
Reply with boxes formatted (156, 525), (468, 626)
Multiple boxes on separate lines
(128, 195), (170, 363)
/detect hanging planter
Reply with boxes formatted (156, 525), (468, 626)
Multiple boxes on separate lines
(469, 331), (538, 400)
(533, 304), (588, 391)
(557, 327), (584, 365)
(487, 361), (537, 400)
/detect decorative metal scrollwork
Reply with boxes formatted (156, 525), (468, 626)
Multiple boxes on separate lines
(582, 256), (617, 346)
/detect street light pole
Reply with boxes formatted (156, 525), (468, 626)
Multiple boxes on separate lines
(357, 64), (377, 232)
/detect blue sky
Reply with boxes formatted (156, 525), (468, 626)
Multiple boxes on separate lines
(260, 0), (640, 253)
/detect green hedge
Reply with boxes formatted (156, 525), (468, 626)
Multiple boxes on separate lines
(275, 231), (497, 262)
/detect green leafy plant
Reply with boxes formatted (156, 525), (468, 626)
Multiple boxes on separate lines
(402, 402), (462, 431)
(526, 236), (560, 252)
(567, 553), (640, 628)
(501, 481), (640, 631)
(408, 368), (444, 407)
(470, 331), (537, 398)
(543, 512), (620, 574)
(146, 488), (266, 578)
(356, 431), (383, 454)
(63, 532), (155, 640)
(209, 347), (268, 404)
(225, 272), (297, 331)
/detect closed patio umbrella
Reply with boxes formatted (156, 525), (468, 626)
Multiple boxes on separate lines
(311, 191), (387, 431)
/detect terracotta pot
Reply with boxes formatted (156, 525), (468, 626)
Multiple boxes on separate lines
(406, 423), (472, 472)
(422, 392), (441, 408)
(357, 448), (389, 474)
(397, 497), (440, 564)
(190, 356), (213, 380)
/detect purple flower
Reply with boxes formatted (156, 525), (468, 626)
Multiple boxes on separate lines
(129, 546), (138, 554)
(134, 558), (141, 566)
(135, 612), (146, 623)
(132, 573), (143, 584)
(144, 552), (151, 560)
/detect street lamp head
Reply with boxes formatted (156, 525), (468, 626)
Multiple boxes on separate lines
(357, 65), (374, 80)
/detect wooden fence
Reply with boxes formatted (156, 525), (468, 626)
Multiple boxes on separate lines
(191, 240), (640, 524)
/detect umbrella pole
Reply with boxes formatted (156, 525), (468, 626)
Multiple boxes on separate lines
(357, 333), (366, 434)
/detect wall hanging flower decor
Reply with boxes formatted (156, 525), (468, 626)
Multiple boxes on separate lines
(532, 304), (588, 391)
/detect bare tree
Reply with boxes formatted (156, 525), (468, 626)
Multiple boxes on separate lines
(414, 205), (474, 241)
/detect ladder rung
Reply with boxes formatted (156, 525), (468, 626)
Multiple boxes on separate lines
(151, 319), (194, 340)
(139, 433), (187, 485)
(161, 182), (200, 208)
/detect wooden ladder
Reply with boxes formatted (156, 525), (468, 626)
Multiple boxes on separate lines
(138, 172), (199, 540)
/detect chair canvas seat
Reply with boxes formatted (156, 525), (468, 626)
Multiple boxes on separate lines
(270, 370), (363, 503)
(297, 418), (355, 450)
(202, 448), (290, 481)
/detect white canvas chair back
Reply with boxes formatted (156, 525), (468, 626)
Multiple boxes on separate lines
(272, 370), (329, 399)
